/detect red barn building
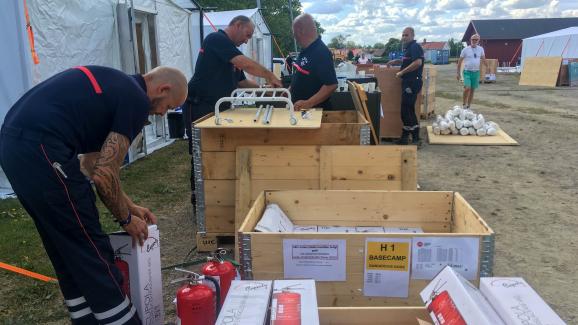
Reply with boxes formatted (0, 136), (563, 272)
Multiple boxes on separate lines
(462, 18), (578, 66)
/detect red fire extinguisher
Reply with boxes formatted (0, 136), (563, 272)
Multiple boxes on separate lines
(173, 268), (221, 325)
(201, 248), (236, 306)
(114, 244), (131, 299)
(426, 280), (466, 325)
(271, 291), (301, 325)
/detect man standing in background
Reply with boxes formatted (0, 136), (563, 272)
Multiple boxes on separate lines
(457, 34), (487, 109)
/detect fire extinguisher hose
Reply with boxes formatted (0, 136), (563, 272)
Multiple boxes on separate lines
(203, 275), (221, 317)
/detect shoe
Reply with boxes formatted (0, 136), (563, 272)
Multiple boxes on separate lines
(395, 131), (410, 145)
(411, 128), (421, 146)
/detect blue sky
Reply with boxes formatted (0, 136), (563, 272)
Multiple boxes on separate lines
(301, 0), (578, 45)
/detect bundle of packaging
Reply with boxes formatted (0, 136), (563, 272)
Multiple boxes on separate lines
(432, 106), (499, 136)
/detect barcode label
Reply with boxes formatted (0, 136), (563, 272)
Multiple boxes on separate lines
(416, 247), (459, 263)
(411, 237), (480, 280)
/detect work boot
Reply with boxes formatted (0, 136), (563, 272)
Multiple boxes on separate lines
(411, 128), (421, 146)
(395, 130), (410, 145)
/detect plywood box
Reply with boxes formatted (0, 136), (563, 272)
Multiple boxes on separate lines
(421, 65), (436, 119)
(374, 67), (422, 138)
(193, 111), (371, 238)
(238, 190), (495, 307)
(480, 59), (498, 78)
(235, 145), (417, 231)
(319, 307), (431, 325)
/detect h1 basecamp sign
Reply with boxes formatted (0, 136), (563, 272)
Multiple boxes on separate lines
(364, 238), (411, 297)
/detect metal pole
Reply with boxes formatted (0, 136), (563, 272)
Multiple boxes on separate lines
(288, 0), (297, 53)
(256, 0), (261, 8)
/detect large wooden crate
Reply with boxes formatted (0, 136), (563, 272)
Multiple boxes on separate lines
(238, 190), (495, 307)
(374, 67), (422, 138)
(193, 111), (371, 242)
(319, 307), (430, 325)
(235, 145), (417, 231)
(480, 59), (498, 82)
(420, 65), (436, 119)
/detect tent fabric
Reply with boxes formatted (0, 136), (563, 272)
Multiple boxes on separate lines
(0, 0), (197, 196)
(521, 26), (578, 66)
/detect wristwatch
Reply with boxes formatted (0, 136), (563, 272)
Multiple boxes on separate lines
(118, 212), (132, 226)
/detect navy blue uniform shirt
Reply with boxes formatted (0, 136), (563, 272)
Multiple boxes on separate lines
(401, 40), (424, 80)
(2, 66), (150, 153)
(188, 30), (246, 103)
(290, 36), (337, 110)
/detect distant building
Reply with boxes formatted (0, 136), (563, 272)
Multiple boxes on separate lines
(421, 40), (450, 63)
(462, 17), (578, 66)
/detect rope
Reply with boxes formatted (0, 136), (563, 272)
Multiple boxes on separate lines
(202, 11), (218, 32)
(0, 261), (57, 283)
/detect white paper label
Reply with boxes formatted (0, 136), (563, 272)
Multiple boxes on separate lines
(411, 237), (480, 280)
(283, 239), (346, 281)
(363, 238), (411, 297)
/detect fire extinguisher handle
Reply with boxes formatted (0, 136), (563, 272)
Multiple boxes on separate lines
(203, 275), (221, 317)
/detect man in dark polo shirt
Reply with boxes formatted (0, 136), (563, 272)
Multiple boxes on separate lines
(387, 27), (424, 145)
(290, 13), (337, 110)
(0, 65), (187, 324)
(186, 15), (282, 124)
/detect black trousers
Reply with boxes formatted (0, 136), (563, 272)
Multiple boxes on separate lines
(400, 78), (423, 132)
(0, 127), (140, 325)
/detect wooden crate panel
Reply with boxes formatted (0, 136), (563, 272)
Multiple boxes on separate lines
(519, 57), (562, 87)
(204, 180), (235, 206)
(196, 232), (234, 252)
(204, 206), (236, 233)
(202, 152), (235, 179)
(235, 146), (418, 229)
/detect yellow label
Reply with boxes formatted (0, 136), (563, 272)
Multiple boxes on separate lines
(366, 242), (410, 271)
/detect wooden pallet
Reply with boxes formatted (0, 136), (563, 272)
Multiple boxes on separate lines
(420, 110), (436, 120)
(196, 232), (235, 252)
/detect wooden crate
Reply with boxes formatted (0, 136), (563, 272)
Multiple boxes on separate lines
(480, 58), (498, 83)
(420, 65), (436, 119)
(235, 145), (417, 231)
(195, 232), (235, 252)
(193, 111), (371, 237)
(238, 190), (495, 307)
(374, 67), (422, 138)
(319, 307), (430, 325)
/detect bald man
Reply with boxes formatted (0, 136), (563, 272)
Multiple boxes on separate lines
(290, 13), (338, 110)
(0, 65), (187, 324)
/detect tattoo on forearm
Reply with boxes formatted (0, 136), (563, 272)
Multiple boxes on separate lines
(94, 132), (130, 220)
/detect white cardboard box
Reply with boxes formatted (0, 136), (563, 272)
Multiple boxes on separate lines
(216, 280), (273, 325)
(109, 225), (163, 325)
(420, 266), (504, 325)
(480, 277), (566, 325)
(317, 226), (356, 233)
(271, 280), (319, 325)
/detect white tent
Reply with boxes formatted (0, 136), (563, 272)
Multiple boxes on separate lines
(0, 0), (199, 197)
(203, 8), (273, 73)
(521, 27), (578, 66)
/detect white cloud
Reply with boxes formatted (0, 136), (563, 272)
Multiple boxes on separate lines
(308, 0), (577, 45)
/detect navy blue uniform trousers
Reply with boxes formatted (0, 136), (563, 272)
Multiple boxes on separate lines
(0, 127), (140, 325)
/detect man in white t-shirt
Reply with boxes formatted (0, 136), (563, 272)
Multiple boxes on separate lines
(457, 34), (487, 109)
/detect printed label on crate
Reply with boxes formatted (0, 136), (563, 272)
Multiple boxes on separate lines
(411, 237), (480, 280)
(363, 238), (411, 297)
(283, 239), (346, 281)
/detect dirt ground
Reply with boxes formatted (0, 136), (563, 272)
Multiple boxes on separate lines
(419, 64), (578, 322)
(158, 64), (578, 323)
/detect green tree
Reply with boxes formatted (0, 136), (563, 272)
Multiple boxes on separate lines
(345, 40), (357, 49)
(196, 0), (323, 56)
(448, 38), (464, 58)
(347, 50), (354, 60)
(328, 34), (347, 49)
(373, 42), (385, 49)
(384, 37), (401, 55)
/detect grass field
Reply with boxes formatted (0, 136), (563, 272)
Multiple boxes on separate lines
(0, 140), (190, 324)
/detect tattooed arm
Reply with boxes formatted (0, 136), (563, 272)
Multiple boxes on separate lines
(92, 132), (150, 245)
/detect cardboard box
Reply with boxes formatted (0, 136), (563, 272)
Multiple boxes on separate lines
(215, 280), (273, 325)
(318, 307), (431, 325)
(480, 277), (566, 325)
(109, 225), (163, 325)
(420, 266), (504, 325)
(271, 280), (320, 325)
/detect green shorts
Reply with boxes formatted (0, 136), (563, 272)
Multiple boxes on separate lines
(463, 70), (480, 89)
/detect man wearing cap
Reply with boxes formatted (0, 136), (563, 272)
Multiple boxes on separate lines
(0, 65), (188, 324)
(290, 13), (338, 111)
(457, 33), (487, 109)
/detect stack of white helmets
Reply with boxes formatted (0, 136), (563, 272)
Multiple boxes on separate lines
(432, 106), (499, 136)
